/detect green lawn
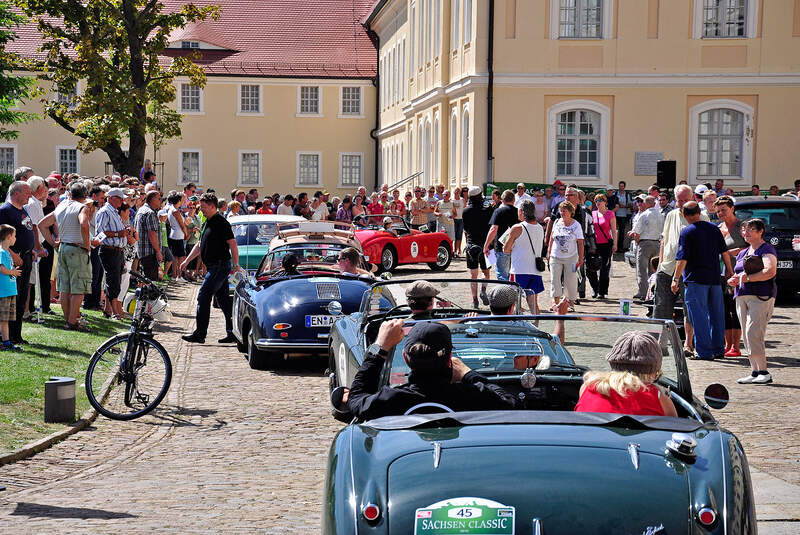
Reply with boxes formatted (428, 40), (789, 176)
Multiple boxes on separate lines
(0, 310), (126, 454)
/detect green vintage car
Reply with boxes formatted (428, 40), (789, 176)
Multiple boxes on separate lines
(228, 214), (304, 274)
(324, 292), (754, 535)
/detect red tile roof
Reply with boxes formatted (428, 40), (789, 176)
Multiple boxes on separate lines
(10, 0), (377, 79)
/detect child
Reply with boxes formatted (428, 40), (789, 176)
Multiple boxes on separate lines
(0, 224), (22, 351)
(645, 256), (660, 302)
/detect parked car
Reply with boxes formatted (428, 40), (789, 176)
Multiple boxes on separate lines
(228, 214), (304, 274)
(324, 299), (755, 534)
(231, 221), (373, 369)
(353, 213), (452, 272)
(733, 195), (800, 295)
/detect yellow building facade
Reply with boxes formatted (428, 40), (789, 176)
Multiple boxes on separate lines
(369, 0), (800, 190)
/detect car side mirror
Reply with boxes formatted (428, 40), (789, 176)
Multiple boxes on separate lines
(380, 272), (392, 281)
(327, 300), (343, 316)
(330, 385), (352, 422)
(703, 383), (729, 410)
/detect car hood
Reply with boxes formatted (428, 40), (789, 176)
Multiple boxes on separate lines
(354, 229), (383, 243)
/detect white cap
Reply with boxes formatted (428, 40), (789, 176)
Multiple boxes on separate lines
(694, 184), (709, 195)
(468, 186), (482, 197)
(517, 182), (526, 188)
(107, 187), (125, 199)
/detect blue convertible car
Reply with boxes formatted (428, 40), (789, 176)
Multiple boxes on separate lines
(231, 222), (375, 369)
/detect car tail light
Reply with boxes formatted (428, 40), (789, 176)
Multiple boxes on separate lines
(514, 355), (541, 370)
(273, 323), (291, 330)
(697, 507), (716, 526)
(363, 503), (380, 522)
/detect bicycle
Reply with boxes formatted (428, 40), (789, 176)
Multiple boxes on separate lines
(85, 270), (173, 420)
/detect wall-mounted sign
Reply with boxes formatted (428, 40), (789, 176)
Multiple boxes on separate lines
(634, 152), (664, 176)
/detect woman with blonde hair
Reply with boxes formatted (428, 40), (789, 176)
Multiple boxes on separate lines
(574, 331), (677, 416)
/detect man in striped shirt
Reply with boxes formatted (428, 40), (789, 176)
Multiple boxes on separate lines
(95, 188), (129, 317)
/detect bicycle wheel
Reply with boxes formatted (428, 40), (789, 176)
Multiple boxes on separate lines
(85, 333), (172, 421)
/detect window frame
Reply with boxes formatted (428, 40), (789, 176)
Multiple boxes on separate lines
(237, 83), (263, 115)
(546, 99), (611, 185)
(452, 0), (460, 50)
(687, 99), (754, 187)
(179, 83), (204, 114)
(550, 0), (613, 40)
(339, 86), (364, 118)
(296, 151), (323, 187)
(693, 0), (758, 39)
(178, 149), (203, 185)
(181, 41), (200, 49)
(238, 150), (263, 187)
(463, 0), (473, 45)
(461, 106), (470, 180)
(56, 145), (80, 176)
(339, 152), (364, 189)
(297, 85), (323, 117)
(449, 110), (458, 182)
(0, 144), (17, 176)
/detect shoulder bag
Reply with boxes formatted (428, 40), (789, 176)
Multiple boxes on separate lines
(521, 223), (547, 272)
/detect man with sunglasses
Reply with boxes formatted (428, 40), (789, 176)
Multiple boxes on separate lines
(550, 181), (566, 211)
(336, 247), (374, 279)
(409, 188), (430, 230)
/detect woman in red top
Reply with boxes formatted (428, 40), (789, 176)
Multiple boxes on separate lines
(367, 192), (384, 215)
(574, 331), (677, 416)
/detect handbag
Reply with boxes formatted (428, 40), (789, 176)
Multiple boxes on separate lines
(521, 224), (547, 272)
(741, 253), (773, 301)
(581, 207), (597, 256)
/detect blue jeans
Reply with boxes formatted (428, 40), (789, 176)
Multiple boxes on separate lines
(194, 260), (233, 338)
(684, 282), (725, 358)
(495, 251), (511, 282)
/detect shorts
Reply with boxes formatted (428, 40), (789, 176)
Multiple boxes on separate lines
(513, 273), (545, 295)
(162, 246), (174, 263)
(56, 243), (92, 294)
(0, 295), (16, 321)
(465, 244), (487, 270)
(139, 254), (159, 281)
(168, 238), (186, 258)
(722, 280), (741, 330)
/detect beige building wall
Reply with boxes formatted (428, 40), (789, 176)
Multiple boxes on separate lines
(371, 0), (800, 191)
(7, 76), (377, 199)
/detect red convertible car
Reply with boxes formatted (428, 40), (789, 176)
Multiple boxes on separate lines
(354, 214), (453, 272)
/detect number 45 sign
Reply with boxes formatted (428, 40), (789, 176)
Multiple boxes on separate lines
(415, 497), (515, 534)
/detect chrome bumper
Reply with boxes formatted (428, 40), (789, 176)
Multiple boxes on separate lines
(255, 339), (328, 351)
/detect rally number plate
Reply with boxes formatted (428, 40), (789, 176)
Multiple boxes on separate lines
(305, 315), (336, 328)
(777, 260), (793, 269)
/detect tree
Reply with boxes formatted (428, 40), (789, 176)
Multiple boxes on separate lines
(17, 0), (219, 176)
(0, 0), (36, 141)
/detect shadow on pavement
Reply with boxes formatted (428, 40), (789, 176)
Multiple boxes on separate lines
(10, 502), (136, 519)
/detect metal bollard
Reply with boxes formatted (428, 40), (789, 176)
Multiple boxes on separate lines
(44, 376), (76, 423)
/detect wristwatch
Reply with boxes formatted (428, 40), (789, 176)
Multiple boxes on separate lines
(367, 343), (389, 358)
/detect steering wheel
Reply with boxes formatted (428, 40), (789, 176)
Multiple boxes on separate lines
(404, 403), (455, 415)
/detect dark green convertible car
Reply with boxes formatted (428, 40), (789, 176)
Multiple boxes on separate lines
(323, 280), (755, 535)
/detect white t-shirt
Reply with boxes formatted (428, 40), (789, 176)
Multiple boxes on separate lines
(26, 197), (45, 242)
(311, 202), (329, 221)
(276, 203), (294, 215)
(167, 205), (185, 240)
(550, 219), (584, 259)
(514, 192), (534, 207)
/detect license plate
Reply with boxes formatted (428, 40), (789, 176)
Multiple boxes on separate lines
(777, 260), (793, 269)
(305, 315), (336, 327)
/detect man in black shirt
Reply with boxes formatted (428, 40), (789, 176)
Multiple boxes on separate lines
(346, 320), (518, 420)
(180, 193), (242, 344)
(462, 186), (493, 306)
(482, 189), (517, 281)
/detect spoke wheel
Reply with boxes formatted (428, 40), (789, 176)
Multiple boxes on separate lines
(380, 246), (397, 272)
(86, 334), (172, 421)
(428, 242), (452, 271)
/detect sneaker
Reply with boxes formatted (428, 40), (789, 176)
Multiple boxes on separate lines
(177, 276), (189, 283)
(724, 348), (742, 357)
(737, 373), (757, 384)
(479, 290), (489, 306)
(751, 373), (773, 384)
(472, 299), (480, 309)
(77, 316), (89, 327)
(21, 311), (32, 320)
(3, 342), (22, 351)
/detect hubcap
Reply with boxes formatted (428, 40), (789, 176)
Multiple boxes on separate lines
(437, 246), (449, 266)
(382, 250), (393, 268)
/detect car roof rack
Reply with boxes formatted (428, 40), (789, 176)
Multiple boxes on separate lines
(275, 220), (356, 241)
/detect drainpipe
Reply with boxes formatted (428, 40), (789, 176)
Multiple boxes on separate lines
(487, 0), (495, 184)
(366, 28), (381, 190)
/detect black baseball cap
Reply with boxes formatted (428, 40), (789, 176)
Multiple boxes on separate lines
(403, 322), (452, 370)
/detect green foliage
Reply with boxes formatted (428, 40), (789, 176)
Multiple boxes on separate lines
(16, 0), (220, 175)
(0, 171), (13, 197)
(0, 0), (37, 140)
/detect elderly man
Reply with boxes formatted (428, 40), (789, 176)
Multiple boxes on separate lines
(84, 186), (107, 310)
(95, 188), (129, 317)
(654, 185), (709, 356)
(514, 183), (533, 207)
(629, 195), (664, 301)
(134, 190), (163, 281)
(671, 201), (730, 360)
(345, 320), (518, 420)
(26, 176), (58, 315)
(53, 182), (93, 331)
(0, 181), (38, 342)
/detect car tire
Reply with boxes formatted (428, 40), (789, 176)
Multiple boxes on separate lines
(428, 242), (452, 271)
(379, 245), (398, 272)
(247, 329), (273, 370)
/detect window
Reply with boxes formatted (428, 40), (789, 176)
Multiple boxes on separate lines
(0, 146), (15, 176)
(181, 41), (200, 49)
(697, 109), (743, 177)
(434, 0), (440, 56)
(433, 113), (439, 182)
(426, 0), (432, 62)
(452, 0), (460, 49)
(450, 111), (458, 180)
(464, 0), (473, 44)
(297, 152), (321, 185)
(461, 108), (470, 179)
(239, 84), (261, 113)
(55, 84), (77, 109)
(179, 150), (201, 184)
(559, 0), (602, 38)
(410, 4), (416, 75)
(424, 120), (432, 186)
(408, 126), (414, 175)
(340, 153), (362, 187)
(391, 48), (396, 104)
(702, 0), (747, 38)
(299, 86), (321, 115)
(239, 151), (261, 186)
(556, 110), (600, 177)
(341, 86), (362, 116)
(417, 1), (424, 69)
(58, 147), (78, 175)
(401, 39), (406, 99)
(180, 84), (202, 112)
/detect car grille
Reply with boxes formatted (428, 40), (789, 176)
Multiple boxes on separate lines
(316, 282), (341, 300)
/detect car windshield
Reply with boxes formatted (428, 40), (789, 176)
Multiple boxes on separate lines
(384, 315), (682, 390)
(264, 244), (346, 271)
(354, 214), (408, 231)
(734, 204), (800, 231)
(232, 222), (279, 246)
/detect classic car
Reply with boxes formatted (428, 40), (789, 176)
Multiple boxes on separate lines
(228, 214), (304, 274)
(231, 221), (376, 369)
(323, 280), (755, 534)
(353, 213), (453, 272)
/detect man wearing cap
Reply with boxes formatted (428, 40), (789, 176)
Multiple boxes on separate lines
(346, 319), (518, 420)
(693, 184), (709, 203)
(405, 281), (439, 319)
(514, 183), (533, 207)
(95, 188), (129, 317)
(461, 186), (492, 307)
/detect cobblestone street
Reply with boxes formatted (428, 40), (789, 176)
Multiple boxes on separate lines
(0, 257), (798, 533)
